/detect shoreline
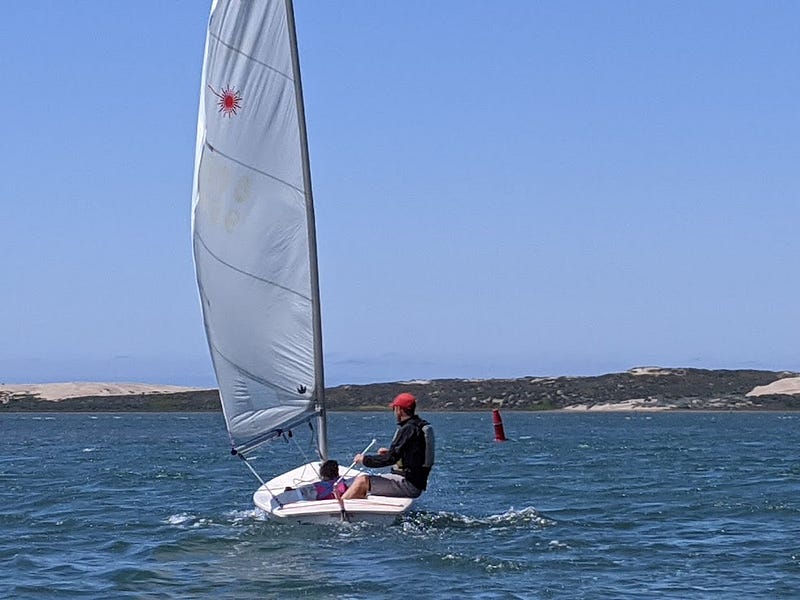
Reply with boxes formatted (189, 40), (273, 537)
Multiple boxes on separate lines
(3, 368), (800, 412)
(0, 407), (800, 417)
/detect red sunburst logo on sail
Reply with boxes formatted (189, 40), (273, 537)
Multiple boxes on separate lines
(209, 85), (242, 117)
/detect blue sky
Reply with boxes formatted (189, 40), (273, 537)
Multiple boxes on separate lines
(2, 1), (798, 387)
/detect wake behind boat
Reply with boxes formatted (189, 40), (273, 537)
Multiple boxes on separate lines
(191, 0), (415, 524)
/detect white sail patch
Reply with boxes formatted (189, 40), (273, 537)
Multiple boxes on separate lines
(192, 0), (319, 453)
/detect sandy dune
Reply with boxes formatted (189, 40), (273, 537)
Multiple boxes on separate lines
(0, 382), (201, 402)
(746, 377), (800, 397)
(561, 399), (675, 411)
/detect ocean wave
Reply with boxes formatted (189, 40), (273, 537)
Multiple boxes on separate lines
(225, 508), (261, 523)
(440, 551), (526, 573)
(165, 512), (195, 526)
(403, 506), (554, 531)
(165, 508), (264, 529)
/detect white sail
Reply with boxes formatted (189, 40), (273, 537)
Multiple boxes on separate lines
(191, 0), (325, 454)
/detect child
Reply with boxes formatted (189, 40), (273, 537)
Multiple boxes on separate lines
(312, 459), (348, 500)
(286, 459), (349, 502)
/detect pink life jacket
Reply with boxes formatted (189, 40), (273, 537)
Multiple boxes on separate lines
(313, 480), (348, 500)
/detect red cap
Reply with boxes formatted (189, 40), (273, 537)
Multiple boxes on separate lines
(389, 392), (416, 411)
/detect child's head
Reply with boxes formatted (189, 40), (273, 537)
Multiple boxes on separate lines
(319, 459), (339, 480)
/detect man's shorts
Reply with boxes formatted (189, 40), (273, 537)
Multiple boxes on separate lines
(367, 473), (422, 498)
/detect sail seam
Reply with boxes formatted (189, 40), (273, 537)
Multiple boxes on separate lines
(206, 141), (304, 195)
(194, 233), (312, 302)
(208, 30), (293, 82)
(206, 335), (318, 454)
(208, 337), (302, 398)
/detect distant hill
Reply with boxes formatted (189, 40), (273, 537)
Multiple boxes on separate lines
(2, 368), (799, 412)
(327, 367), (800, 411)
(0, 384), (220, 412)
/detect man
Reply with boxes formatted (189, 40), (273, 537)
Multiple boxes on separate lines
(342, 392), (433, 499)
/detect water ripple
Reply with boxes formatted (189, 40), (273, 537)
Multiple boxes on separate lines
(1, 412), (799, 598)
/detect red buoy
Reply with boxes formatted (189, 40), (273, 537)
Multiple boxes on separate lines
(492, 409), (508, 442)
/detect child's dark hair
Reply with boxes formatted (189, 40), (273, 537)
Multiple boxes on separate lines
(319, 459), (339, 480)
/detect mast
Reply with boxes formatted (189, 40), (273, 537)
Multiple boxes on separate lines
(285, 0), (328, 460)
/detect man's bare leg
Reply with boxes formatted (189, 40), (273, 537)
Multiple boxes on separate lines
(342, 474), (369, 499)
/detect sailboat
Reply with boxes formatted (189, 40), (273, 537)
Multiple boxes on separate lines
(190, 0), (413, 524)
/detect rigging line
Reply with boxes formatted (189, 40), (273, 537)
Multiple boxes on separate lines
(289, 430), (317, 472)
(194, 233), (311, 302)
(204, 140), (305, 196)
(237, 453), (265, 485)
(207, 30), (292, 83)
(309, 421), (323, 461)
(237, 454), (284, 508)
(236, 413), (321, 457)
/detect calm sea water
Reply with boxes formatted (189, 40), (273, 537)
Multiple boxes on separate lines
(1, 411), (798, 599)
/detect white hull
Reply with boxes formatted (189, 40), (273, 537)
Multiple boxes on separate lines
(253, 461), (414, 525)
